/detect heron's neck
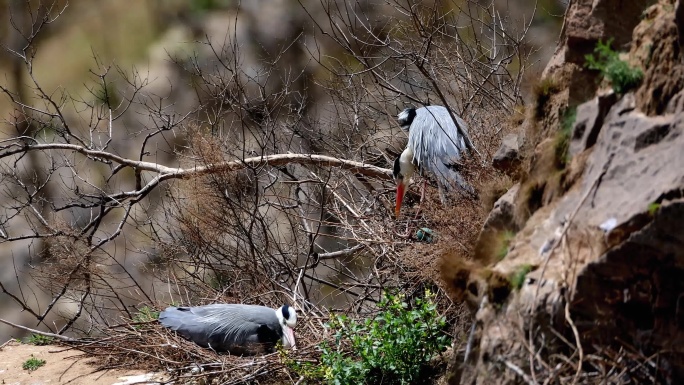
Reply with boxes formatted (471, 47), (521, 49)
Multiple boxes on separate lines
(399, 147), (415, 179)
(281, 326), (294, 348)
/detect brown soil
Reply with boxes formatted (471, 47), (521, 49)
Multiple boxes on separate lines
(0, 340), (166, 385)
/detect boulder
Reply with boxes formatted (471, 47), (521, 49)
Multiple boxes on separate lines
(480, 183), (519, 236)
(568, 91), (617, 157)
(562, 0), (652, 62)
(631, 0), (684, 115)
(492, 134), (523, 176)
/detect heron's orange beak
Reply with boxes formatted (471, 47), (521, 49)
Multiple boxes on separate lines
(284, 326), (296, 350)
(395, 181), (406, 218)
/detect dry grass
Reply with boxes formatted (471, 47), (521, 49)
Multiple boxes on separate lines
(479, 174), (514, 214)
(533, 77), (561, 119)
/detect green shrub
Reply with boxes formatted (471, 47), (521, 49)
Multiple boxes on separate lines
(585, 38), (643, 94)
(313, 290), (450, 385)
(22, 355), (46, 372)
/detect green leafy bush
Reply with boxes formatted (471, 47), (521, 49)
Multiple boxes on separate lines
(315, 290), (450, 385)
(585, 38), (643, 94)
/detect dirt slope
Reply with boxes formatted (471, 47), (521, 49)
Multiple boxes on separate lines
(0, 341), (165, 385)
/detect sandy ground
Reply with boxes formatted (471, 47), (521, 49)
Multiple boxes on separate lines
(0, 340), (166, 385)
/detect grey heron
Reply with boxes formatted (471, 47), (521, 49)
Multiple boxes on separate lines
(393, 105), (476, 217)
(159, 303), (297, 355)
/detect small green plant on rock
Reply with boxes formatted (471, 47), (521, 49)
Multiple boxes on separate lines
(555, 107), (577, 168)
(496, 230), (516, 261)
(308, 290), (450, 385)
(533, 77), (561, 118)
(26, 333), (54, 346)
(510, 264), (534, 290)
(22, 355), (46, 372)
(585, 38), (643, 94)
(648, 202), (661, 216)
(132, 306), (159, 323)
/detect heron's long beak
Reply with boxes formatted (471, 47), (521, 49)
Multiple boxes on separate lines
(284, 326), (296, 350)
(395, 179), (407, 218)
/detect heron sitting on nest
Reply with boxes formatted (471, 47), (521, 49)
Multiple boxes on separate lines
(159, 303), (297, 355)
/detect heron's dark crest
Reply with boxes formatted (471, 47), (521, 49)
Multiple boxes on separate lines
(398, 107), (416, 130)
(393, 157), (402, 180)
(281, 304), (291, 321)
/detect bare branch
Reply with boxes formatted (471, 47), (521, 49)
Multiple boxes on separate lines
(0, 318), (78, 342)
(1, 143), (392, 180)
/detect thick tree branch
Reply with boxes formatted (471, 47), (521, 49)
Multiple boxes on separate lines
(1, 143), (393, 181)
(177, 153), (393, 180)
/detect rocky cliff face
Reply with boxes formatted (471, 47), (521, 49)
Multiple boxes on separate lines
(443, 0), (684, 383)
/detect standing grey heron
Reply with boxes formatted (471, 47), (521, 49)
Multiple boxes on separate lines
(393, 105), (476, 217)
(159, 303), (297, 355)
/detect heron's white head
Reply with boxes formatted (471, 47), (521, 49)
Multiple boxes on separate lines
(276, 305), (297, 349)
(393, 147), (415, 218)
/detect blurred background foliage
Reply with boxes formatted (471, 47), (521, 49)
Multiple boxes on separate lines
(0, 0), (566, 116)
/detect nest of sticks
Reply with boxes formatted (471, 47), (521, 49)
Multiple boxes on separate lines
(68, 311), (330, 384)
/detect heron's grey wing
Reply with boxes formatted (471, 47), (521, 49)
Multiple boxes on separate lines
(200, 304), (280, 349)
(409, 106), (473, 193)
(159, 306), (217, 348)
(421, 105), (472, 149)
(159, 304), (274, 352)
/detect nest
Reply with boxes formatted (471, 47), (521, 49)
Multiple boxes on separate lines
(55, 314), (325, 384)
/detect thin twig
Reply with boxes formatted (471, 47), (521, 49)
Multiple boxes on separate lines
(502, 359), (538, 385)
